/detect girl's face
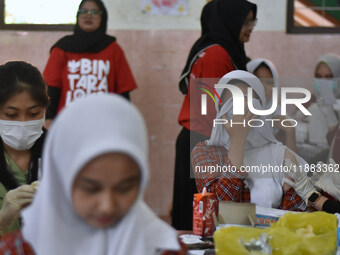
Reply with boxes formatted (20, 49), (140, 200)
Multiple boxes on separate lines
(253, 66), (274, 101)
(239, 11), (256, 43)
(315, 62), (333, 79)
(77, 1), (102, 33)
(0, 91), (46, 122)
(72, 153), (141, 228)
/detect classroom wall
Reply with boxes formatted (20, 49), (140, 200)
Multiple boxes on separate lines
(0, 0), (339, 218)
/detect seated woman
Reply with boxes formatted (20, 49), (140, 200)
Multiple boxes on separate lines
(191, 70), (306, 211)
(247, 58), (298, 153)
(0, 61), (48, 236)
(0, 94), (185, 254)
(293, 53), (340, 164)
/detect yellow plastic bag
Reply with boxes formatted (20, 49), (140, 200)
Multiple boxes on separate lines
(214, 211), (337, 255)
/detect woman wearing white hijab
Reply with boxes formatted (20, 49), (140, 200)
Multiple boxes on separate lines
(0, 94), (182, 255)
(246, 58), (298, 153)
(192, 70), (306, 210)
(246, 58), (279, 112)
(294, 53), (340, 164)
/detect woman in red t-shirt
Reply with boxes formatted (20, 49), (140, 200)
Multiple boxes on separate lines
(43, 0), (137, 128)
(172, 0), (257, 230)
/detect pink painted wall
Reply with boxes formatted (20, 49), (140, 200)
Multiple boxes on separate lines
(0, 30), (339, 217)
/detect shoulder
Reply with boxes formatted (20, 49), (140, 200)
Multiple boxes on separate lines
(104, 41), (123, 52)
(194, 45), (234, 73)
(50, 46), (65, 55)
(0, 231), (35, 255)
(204, 45), (229, 55)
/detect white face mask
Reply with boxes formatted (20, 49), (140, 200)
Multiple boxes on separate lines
(0, 118), (44, 150)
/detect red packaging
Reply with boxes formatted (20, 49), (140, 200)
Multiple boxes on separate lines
(192, 191), (218, 237)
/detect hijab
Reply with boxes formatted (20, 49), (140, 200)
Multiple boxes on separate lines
(315, 53), (340, 98)
(206, 70), (307, 209)
(52, 0), (116, 53)
(207, 70), (276, 150)
(22, 94), (180, 255)
(179, 0), (257, 94)
(247, 58), (281, 117)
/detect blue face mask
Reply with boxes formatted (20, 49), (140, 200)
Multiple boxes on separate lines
(313, 78), (337, 93)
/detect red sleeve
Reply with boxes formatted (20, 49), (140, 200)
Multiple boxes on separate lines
(43, 47), (66, 88)
(112, 43), (137, 94)
(280, 187), (305, 211)
(0, 231), (35, 255)
(191, 142), (248, 202)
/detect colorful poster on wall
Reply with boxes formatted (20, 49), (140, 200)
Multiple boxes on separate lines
(142, 0), (188, 15)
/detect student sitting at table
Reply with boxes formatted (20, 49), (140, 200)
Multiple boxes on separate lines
(191, 70), (306, 211)
(0, 94), (186, 255)
(0, 61), (48, 236)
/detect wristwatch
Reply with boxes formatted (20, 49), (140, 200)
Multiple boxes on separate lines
(307, 192), (321, 207)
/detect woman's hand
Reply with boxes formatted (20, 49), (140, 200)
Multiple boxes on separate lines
(224, 110), (255, 171)
(0, 185), (36, 236)
(223, 110), (255, 143)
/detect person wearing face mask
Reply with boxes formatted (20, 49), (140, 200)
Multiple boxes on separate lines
(293, 53), (340, 164)
(0, 61), (48, 236)
(43, 0), (137, 129)
(191, 70), (306, 211)
(173, 0), (257, 230)
(0, 94), (187, 255)
(247, 58), (298, 153)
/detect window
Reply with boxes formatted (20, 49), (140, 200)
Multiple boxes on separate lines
(287, 0), (340, 33)
(0, 0), (79, 31)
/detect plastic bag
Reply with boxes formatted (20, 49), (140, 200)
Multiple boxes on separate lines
(214, 211), (337, 255)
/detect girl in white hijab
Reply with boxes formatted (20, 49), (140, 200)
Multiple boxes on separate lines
(296, 53), (340, 163)
(206, 70), (306, 209)
(19, 94), (181, 255)
(246, 58), (298, 153)
(246, 58), (279, 116)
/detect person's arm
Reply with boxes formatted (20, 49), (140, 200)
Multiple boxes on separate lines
(191, 142), (246, 202)
(280, 187), (305, 211)
(112, 43), (137, 95)
(317, 197), (340, 213)
(43, 47), (65, 128)
(191, 110), (253, 202)
(274, 116), (298, 153)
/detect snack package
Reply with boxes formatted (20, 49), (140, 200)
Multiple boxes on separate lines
(193, 188), (218, 237)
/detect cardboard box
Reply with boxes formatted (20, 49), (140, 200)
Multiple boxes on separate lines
(217, 202), (295, 229)
(255, 206), (291, 228)
(218, 201), (256, 226)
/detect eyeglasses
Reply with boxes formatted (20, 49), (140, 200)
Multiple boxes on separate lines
(243, 18), (257, 28)
(77, 8), (102, 17)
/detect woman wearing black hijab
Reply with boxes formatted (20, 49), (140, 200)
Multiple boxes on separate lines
(173, 0), (257, 230)
(43, 0), (137, 127)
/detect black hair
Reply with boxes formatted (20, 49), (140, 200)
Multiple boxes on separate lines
(253, 62), (272, 76)
(0, 61), (49, 108)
